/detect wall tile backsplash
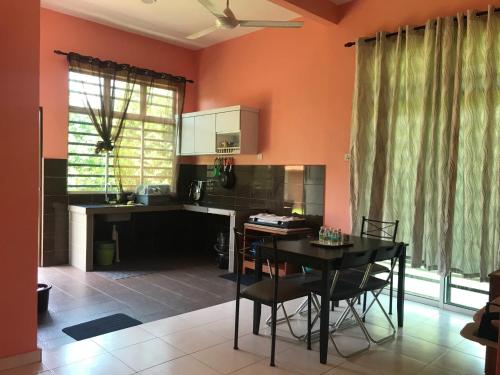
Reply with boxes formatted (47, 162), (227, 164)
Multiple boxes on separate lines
(177, 164), (325, 227)
(42, 158), (69, 266)
(41, 160), (325, 267)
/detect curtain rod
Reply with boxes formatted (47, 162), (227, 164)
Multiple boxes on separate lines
(344, 8), (499, 48)
(53, 50), (194, 83)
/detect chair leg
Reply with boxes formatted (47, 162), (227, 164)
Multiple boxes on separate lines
(362, 290), (396, 344)
(389, 272), (394, 315)
(328, 298), (371, 358)
(234, 296), (240, 350)
(362, 292), (367, 322)
(270, 300), (278, 367)
(307, 293), (312, 350)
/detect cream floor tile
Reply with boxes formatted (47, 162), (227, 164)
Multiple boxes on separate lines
(140, 315), (200, 337)
(139, 355), (221, 375)
(91, 326), (155, 351)
(161, 326), (229, 354)
(0, 362), (48, 375)
(51, 353), (134, 375)
(271, 345), (342, 375)
(192, 341), (263, 374)
(204, 316), (254, 339)
(42, 339), (105, 370)
(416, 365), (458, 375)
(230, 360), (302, 375)
(452, 338), (486, 359)
(323, 361), (379, 375)
(111, 338), (185, 372)
(235, 333), (295, 358)
(310, 332), (372, 359)
(429, 349), (484, 375)
(346, 347), (427, 375)
(379, 334), (448, 363)
(179, 305), (233, 325)
(401, 324), (464, 348)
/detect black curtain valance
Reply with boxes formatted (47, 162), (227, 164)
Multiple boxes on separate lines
(54, 50), (194, 83)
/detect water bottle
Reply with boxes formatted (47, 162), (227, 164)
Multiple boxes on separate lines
(319, 226), (325, 242)
(327, 227), (334, 244)
(332, 229), (338, 242)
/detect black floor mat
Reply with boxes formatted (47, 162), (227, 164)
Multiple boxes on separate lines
(62, 313), (142, 340)
(219, 272), (260, 286)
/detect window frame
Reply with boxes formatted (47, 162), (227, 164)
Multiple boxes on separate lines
(67, 70), (176, 193)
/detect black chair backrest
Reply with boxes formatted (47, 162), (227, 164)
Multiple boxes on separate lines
(373, 242), (404, 262)
(339, 249), (377, 270)
(360, 216), (399, 242)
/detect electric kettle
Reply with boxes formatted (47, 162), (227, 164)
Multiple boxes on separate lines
(188, 180), (204, 202)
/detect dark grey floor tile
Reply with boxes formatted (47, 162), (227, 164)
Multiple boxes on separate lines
(37, 254), (237, 349)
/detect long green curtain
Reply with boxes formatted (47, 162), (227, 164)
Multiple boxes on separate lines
(350, 6), (500, 279)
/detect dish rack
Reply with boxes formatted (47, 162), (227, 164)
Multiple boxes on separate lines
(216, 146), (240, 154)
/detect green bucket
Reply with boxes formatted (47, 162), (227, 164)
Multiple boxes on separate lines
(95, 241), (115, 266)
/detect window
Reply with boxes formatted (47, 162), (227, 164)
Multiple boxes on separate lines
(68, 71), (175, 193)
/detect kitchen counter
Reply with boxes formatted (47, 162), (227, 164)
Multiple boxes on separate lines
(68, 201), (261, 272)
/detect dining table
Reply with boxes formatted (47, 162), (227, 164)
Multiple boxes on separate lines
(252, 235), (407, 364)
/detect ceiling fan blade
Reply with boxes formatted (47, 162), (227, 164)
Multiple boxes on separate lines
(198, 0), (224, 17)
(186, 24), (219, 40)
(238, 20), (304, 28)
(223, 6), (238, 23)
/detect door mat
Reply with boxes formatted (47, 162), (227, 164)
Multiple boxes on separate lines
(219, 272), (262, 286)
(62, 313), (142, 341)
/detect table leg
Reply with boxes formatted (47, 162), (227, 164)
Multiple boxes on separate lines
(397, 245), (406, 327)
(319, 262), (330, 364)
(253, 244), (262, 335)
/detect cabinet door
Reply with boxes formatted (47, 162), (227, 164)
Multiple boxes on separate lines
(180, 116), (195, 155)
(194, 114), (216, 154)
(216, 110), (240, 133)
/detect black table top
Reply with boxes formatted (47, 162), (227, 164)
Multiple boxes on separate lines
(259, 235), (396, 265)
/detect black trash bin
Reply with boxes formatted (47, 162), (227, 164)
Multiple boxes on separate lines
(214, 244), (229, 269)
(214, 231), (229, 269)
(37, 283), (52, 313)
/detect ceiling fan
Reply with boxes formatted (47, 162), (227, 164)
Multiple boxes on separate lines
(186, 0), (303, 40)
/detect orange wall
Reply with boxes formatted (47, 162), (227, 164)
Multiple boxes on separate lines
(40, 8), (198, 159)
(195, 0), (494, 231)
(0, 0), (39, 359)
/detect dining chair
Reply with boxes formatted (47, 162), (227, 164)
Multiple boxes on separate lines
(343, 243), (404, 343)
(359, 216), (399, 315)
(304, 248), (378, 358)
(233, 229), (316, 367)
(264, 265), (322, 340)
(360, 242), (404, 343)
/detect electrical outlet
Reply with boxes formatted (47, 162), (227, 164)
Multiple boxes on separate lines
(344, 154), (351, 161)
(257, 153), (263, 160)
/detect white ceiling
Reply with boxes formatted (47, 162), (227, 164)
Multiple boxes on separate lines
(41, 0), (307, 50)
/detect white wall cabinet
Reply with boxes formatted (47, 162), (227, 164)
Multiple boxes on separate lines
(194, 114), (216, 154)
(216, 110), (240, 133)
(179, 105), (259, 155)
(180, 116), (195, 155)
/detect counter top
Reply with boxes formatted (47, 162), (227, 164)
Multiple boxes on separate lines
(68, 202), (262, 216)
(68, 203), (182, 215)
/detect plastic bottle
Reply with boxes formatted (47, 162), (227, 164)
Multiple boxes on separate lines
(319, 226), (325, 242)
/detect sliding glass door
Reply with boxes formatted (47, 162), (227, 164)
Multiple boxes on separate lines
(384, 259), (489, 311)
